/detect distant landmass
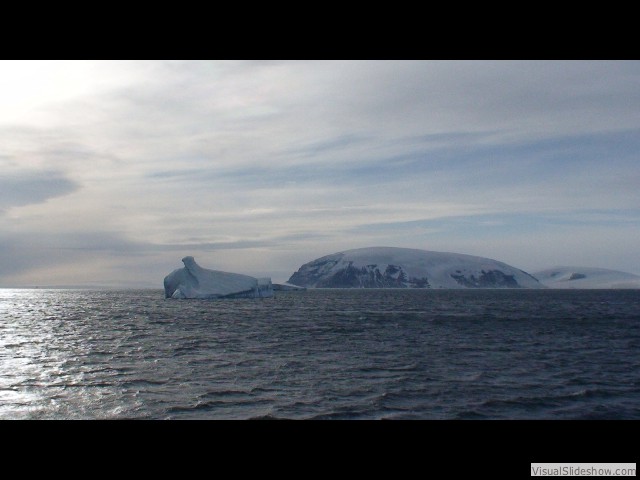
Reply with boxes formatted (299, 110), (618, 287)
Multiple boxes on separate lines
(287, 247), (543, 289)
(160, 251), (639, 295)
(533, 267), (640, 289)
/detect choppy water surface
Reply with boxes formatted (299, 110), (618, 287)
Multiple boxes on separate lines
(1, 288), (638, 419)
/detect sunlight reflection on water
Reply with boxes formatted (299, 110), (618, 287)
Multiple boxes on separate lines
(0, 289), (138, 419)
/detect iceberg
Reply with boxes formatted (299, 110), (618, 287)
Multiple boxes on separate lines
(164, 256), (274, 299)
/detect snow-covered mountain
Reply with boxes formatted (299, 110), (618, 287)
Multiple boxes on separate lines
(287, 247), (543, 289)
(533, 267), (640, 289)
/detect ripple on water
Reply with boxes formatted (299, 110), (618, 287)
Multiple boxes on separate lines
(0, 288), (639, 419)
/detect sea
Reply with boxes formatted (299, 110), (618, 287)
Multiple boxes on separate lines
(1, 288), (639, 420)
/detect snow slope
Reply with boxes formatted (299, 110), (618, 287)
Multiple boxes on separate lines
(533, 267), (640, 289)
(288, 247), (543, 289)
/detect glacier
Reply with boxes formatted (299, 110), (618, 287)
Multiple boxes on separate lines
(288, 247), (543, 289)
(164, 256), (273, 299)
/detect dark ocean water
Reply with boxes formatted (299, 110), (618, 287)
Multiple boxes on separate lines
(1, 288), (639, 420)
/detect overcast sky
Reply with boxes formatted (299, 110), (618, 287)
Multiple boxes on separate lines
(1, 60), (639, 286)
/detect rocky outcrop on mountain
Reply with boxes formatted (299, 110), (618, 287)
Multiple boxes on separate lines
(288, 247), (542, 289)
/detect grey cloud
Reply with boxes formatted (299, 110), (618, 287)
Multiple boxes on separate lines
(287, 61), (640, 139)
(50, 61), (640, 130)
(1, 231), (275, 256)
(151, 240), (276, 251)
(37, 61), (640, 174)
(283, 134), (370, 158)
(0, 227), (317, 286)
(0, 232), (104, 279)
(0, 170), (79, 210)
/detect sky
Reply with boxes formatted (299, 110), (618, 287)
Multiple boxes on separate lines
(1, 60), (639, 287)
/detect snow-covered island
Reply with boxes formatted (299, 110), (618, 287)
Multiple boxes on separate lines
(287, 247), (543, 289)
(533, 267), (640, 289)
(164, 256), (274, 299)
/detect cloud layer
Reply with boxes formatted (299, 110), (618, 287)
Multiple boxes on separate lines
(1, 60), (639, 286)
